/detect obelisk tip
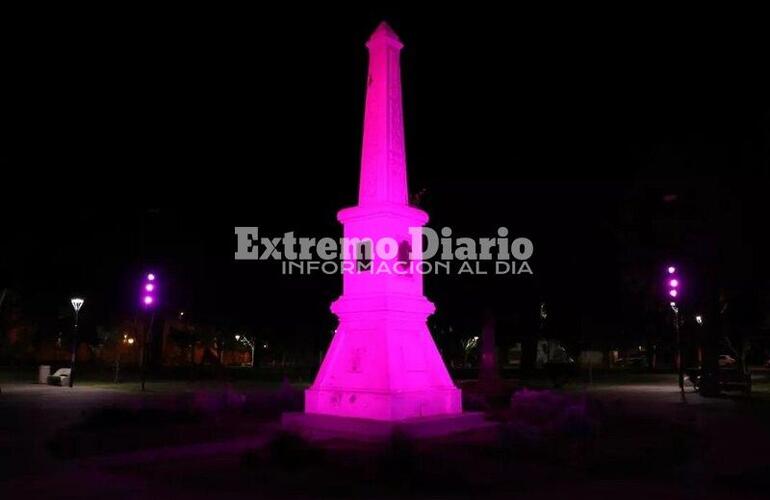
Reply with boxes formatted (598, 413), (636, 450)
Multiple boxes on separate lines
(367, 21), (402, 48)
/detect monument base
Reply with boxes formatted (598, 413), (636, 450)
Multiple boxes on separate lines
(305, 386), (461, 421)
(282, 411), (493, 442)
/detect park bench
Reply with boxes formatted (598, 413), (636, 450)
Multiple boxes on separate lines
(47, 368), (71, 386)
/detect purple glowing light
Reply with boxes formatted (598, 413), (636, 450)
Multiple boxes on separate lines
(669, 279), (679, 288)
(667, 266), (676, 274)
(145, 283), (154, 292)
(147, 273), (156, 281)
(143, 296), (153, 305)
(669, 289), (678, 298)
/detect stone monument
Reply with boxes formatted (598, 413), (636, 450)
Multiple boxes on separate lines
(285, 22), (485, 439)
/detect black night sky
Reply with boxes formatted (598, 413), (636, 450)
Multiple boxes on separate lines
(4, 6), (769, 351)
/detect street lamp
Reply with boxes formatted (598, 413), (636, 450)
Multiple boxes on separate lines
(235, 334), (256, 368)
(68, 297), (84, 387)
(665, 265), (684, 395)
(140, 273), (157, 392)
(115, 333), (136, 384)
(693, 314), (704, 366)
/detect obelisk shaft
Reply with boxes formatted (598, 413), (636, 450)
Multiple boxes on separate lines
(304, 22), (461, 421)
(358, 22), (408, 207)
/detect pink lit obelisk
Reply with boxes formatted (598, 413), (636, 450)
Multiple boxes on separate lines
(304, 22), (462, 421)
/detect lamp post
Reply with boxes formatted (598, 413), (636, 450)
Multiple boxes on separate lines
(69, 297), (84, 388)
(140, 273), (157, 392)
(694, 315), (704, 365)
(666, 266), (684, 395)
(236, 334), (256, 368)
(114, 334), (135, 384)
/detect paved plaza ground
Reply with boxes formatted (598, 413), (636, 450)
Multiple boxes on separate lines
(2, 372), (770, 498)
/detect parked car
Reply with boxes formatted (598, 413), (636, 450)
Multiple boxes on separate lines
(685, 366), (751, 395)
(719, 354), (737, 368)
(616, 356), (649, 368)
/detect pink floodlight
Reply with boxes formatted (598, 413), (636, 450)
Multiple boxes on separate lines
(667, 266), (676, 274)
(143, 296), (153, 305)
(147, 273), (156, 281)
(669, 279), (679, 288)
(669, 289), (678, 298)
(145, 284), (154, 292)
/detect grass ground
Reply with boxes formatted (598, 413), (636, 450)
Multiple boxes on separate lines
(2, 367), (770, 498)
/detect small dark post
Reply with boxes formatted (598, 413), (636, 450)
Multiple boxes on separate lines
(69, 309), (79, 387)
(141, 312), (155, 392)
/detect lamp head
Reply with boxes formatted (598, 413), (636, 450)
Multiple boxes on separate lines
(142, 272), (157, 308)
(70, 297), (84, 312)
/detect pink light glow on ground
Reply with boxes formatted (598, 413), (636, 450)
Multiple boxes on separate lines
(304, 22), (461, 421)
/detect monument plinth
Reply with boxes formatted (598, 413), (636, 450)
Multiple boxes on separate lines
(306, 22), (461, 422)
